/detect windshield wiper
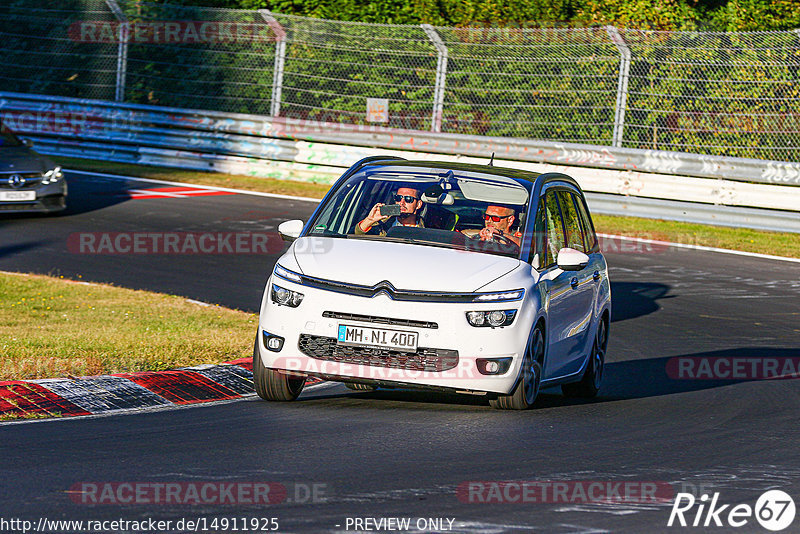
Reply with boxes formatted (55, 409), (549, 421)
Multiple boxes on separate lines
(364, 235), (468, 251)
(308, 231), (349, 239)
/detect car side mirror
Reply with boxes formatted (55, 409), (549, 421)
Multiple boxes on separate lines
(557, 248), (590, 271)
(277, 219), (304, 242)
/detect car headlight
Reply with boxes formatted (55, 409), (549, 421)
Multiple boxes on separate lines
(42, 167), (63, 185)
(466, 310), (517, 327)
(472, 289), (524, 303)
(271, 283), (304, 307)
(274, 264), (303, 283)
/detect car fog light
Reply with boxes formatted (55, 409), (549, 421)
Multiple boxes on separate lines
(263, 331), (285, 352)
(477, 357), (512, 375)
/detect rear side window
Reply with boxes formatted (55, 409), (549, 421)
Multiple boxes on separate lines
(556, 190), (586, 253)
(572, 193), (598, 252)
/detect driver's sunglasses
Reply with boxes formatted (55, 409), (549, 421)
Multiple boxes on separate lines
(393, 194), (418, 203)
(484, 213), (513, 222)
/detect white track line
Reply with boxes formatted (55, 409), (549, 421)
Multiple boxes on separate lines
(67, 169), (800, 264)
(597, 233), (800, 264)
(66, 168), (321, 203)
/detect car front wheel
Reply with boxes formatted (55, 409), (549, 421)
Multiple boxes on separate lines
(252, 335), (305, 401)
(490, 326), (544, 410)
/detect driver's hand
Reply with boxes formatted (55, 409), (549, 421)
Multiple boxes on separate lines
(364, 203), (389, 226)
(479, 227), (501, 241)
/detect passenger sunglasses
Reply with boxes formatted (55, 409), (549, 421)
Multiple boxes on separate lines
(393, 194), (418, 203)
(484, 213), (513, 222)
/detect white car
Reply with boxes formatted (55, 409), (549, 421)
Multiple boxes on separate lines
(254, 157), (610, 409)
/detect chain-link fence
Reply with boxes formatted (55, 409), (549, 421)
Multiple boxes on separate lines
(0, 0), (119, 101)
(1, 0), (799, 162)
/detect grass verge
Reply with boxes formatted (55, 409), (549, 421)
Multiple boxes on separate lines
(61, 156), (800, 259)
(0, 271), (255, 381)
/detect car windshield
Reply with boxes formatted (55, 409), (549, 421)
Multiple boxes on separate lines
(307, 168), (531, 258)
(0, 124), (22, 147)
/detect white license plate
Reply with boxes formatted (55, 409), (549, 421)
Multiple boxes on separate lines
(337, 324), (418, 351)
(0, 191), (35, 201)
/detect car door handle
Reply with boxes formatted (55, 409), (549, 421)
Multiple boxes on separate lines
(592, 270), (600, 282)
(570, 277), (579, 289)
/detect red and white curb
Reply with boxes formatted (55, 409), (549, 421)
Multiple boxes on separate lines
(0, 359), (321, 420)
(121, 186), (237, 200)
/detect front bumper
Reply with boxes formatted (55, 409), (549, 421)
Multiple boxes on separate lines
(257, 275), (535, 395)
(0, 181), (67, 213)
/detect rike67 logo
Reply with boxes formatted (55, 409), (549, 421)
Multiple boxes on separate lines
(668, 490), (796, 531)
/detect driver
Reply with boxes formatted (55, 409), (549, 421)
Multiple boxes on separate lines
(471, 205), (521, 247)
(355, 187), (424, 235)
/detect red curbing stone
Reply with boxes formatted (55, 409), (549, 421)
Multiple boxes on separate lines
(1, 362), (324, 421)
(114, 370), (241, 404)
(0, 381), (91, 418)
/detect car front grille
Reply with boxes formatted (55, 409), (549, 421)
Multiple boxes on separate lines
(0, 172), (43, 189)
(322, 311), (438, 329)
(298, 334), (458, 372)
(292, 275), (481, 303)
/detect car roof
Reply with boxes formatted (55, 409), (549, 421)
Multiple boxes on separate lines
(361, 158), (580, 195)
(364, 159), (538, 184)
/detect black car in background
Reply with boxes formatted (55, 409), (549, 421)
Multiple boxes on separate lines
(0, 125), (66, 214)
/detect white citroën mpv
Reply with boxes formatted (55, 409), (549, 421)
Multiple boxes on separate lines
(254, 157), (610, 409)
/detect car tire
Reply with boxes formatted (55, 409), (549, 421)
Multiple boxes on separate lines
(562, 317), (607, 398)
(252, 335), (305, 401)
(344, 382), (377, 391)
(490, 326), (544, 410)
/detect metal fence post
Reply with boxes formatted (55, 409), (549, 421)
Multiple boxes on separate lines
(260, 10), (286, 118)
(421, 24), (447, 133)
(606, 26), (631, 147)
(104, 0), (128, 102)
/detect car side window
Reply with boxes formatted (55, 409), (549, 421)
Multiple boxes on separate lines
(573, 193), (598, 252)
(531, 198), (546, 269)
(556, 190), (586, 253)
(544, 191), (566, 268)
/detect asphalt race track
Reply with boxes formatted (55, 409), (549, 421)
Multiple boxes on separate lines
(1, 170), (799, 533)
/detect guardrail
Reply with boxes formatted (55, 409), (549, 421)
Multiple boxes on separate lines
(2, 91), (799, 233)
